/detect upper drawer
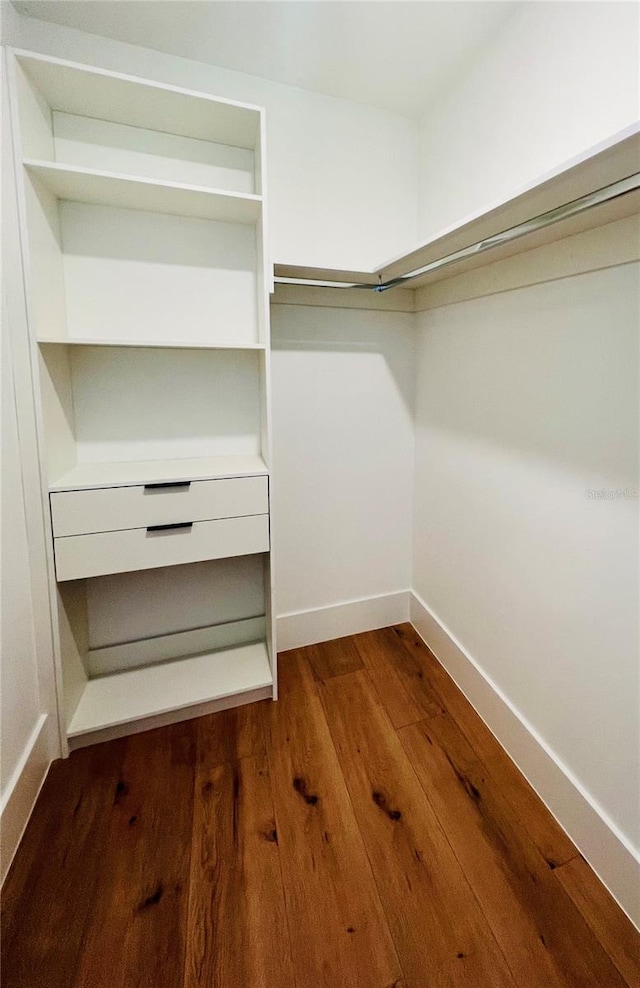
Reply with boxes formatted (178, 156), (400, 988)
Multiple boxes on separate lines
(50, 476), (268, 537)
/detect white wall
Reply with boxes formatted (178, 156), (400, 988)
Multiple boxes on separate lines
(271, 302), (415, 645)
(2, 4), (419, 271)
(1, 41), (60, 881)
(413, 261), (639, 852)
(417, 2), (640, 239)
(1, 319), (42, 795)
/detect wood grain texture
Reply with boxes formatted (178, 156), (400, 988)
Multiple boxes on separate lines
(3, 627), (637, 988)
(185, 752), (294, 988)
(1, 740), (127, 988)
(352, 627), (435, 727)
(392, 622), (578, 867)
(400, 714), (628, 988)
(305, 634), (363, 682)
(318, 666), (516, 988)
(71, 721), (196, 988)
(555, 855), (640, 987)
(263, 649), (403, 988)
(192, 696), (267, 767)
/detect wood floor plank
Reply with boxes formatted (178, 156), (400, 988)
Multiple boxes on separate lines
(193, 698), (267, 767)
(555, 855), (640, 987)
(352, 627), (439, 728)
(318, 668), (516, 988)
(306, 635), (363, 682)
(392, 622), (578, 867)
(71, 721), (196, 988)
(184, 746), (295, 988)
(264, 650), (403, 988)
(3, 628), (635, 988)
(400, 714), (629, 988)
(1, 740), (127, 988)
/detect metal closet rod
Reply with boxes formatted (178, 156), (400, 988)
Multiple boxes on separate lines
(274, 173), (640, 293)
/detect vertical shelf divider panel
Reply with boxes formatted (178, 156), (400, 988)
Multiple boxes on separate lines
(8, 47), (276, 750)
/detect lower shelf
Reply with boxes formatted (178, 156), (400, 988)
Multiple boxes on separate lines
(67, 641), (273, 738)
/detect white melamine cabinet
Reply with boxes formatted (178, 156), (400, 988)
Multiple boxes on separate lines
(8, 49), (277, 749)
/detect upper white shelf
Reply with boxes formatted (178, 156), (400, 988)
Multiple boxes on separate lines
(37, 337), (266, 351)
(14, 49), (262, 150)
(24, 160), (262, 224)
(274, 123), (640, 292)
(49, 455), (269, 493)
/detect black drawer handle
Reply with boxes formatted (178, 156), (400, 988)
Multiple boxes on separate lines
(144, 481), (191, 491)
(146, 522), (193, 533)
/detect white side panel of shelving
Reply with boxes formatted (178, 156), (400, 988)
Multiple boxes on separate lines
(23, 174), (67, 340)
(56, 581), (88, 727)
(37, 344), (76, 484)
(255, 111), (277, 690)
(60, 201), (259, 345)
(12, 58), (54, 160)
(53, 112), (256, 194)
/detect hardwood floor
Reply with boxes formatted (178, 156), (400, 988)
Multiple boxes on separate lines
(2, 625), (639, 987)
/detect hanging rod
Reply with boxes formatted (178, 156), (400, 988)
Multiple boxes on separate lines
(274, 172), (640, 293)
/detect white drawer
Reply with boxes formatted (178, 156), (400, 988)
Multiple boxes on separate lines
(50, 476), (268, 537)
(54, 514), (270, 582)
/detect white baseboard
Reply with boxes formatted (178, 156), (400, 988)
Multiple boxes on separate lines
(277, 590), (410, 652)
(1, 714), (52, 886)
(410, 591), (640, 930)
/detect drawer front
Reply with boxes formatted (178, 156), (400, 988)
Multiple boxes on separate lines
(54, 514), (270, 582)
(50, 476), (268, 537)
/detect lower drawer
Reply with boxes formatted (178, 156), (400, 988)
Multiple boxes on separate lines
(54, 514), (269, 582)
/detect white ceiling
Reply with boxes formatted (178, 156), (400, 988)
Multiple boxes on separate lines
(13, 1), (518, 118)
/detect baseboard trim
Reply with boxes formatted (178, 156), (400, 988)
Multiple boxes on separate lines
(409, 590), (640, 929)
(1, 714), (51, 885)
(277, 590), (410, 651)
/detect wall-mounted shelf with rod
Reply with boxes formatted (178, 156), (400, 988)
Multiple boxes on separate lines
(275, 123), (640, 294)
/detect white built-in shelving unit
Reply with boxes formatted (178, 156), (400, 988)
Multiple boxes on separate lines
(8, 48), (276, 750)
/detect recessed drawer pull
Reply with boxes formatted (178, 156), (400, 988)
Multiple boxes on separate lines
(146, 522), (193, 533)
(143, 481), (191, 491)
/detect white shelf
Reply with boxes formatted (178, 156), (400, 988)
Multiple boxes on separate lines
(49, 455), (269, 492)
(15, 49), (261, 150)
(68, 641), (273, 738)
(38, 337), (266, 351)
(274, 123), (640, 291)
(24, 160), (262, 224)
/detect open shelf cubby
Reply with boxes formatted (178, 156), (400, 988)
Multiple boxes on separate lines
(38, 343), (267, 490)
(14, 51), (262, 193)
(24, 167), (263, 347)
(59, 556), (272, 741)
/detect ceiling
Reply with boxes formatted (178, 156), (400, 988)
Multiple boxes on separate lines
(13, 1), (518, 118)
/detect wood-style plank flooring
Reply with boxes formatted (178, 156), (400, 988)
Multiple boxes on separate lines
(3, 624), (639, 987)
